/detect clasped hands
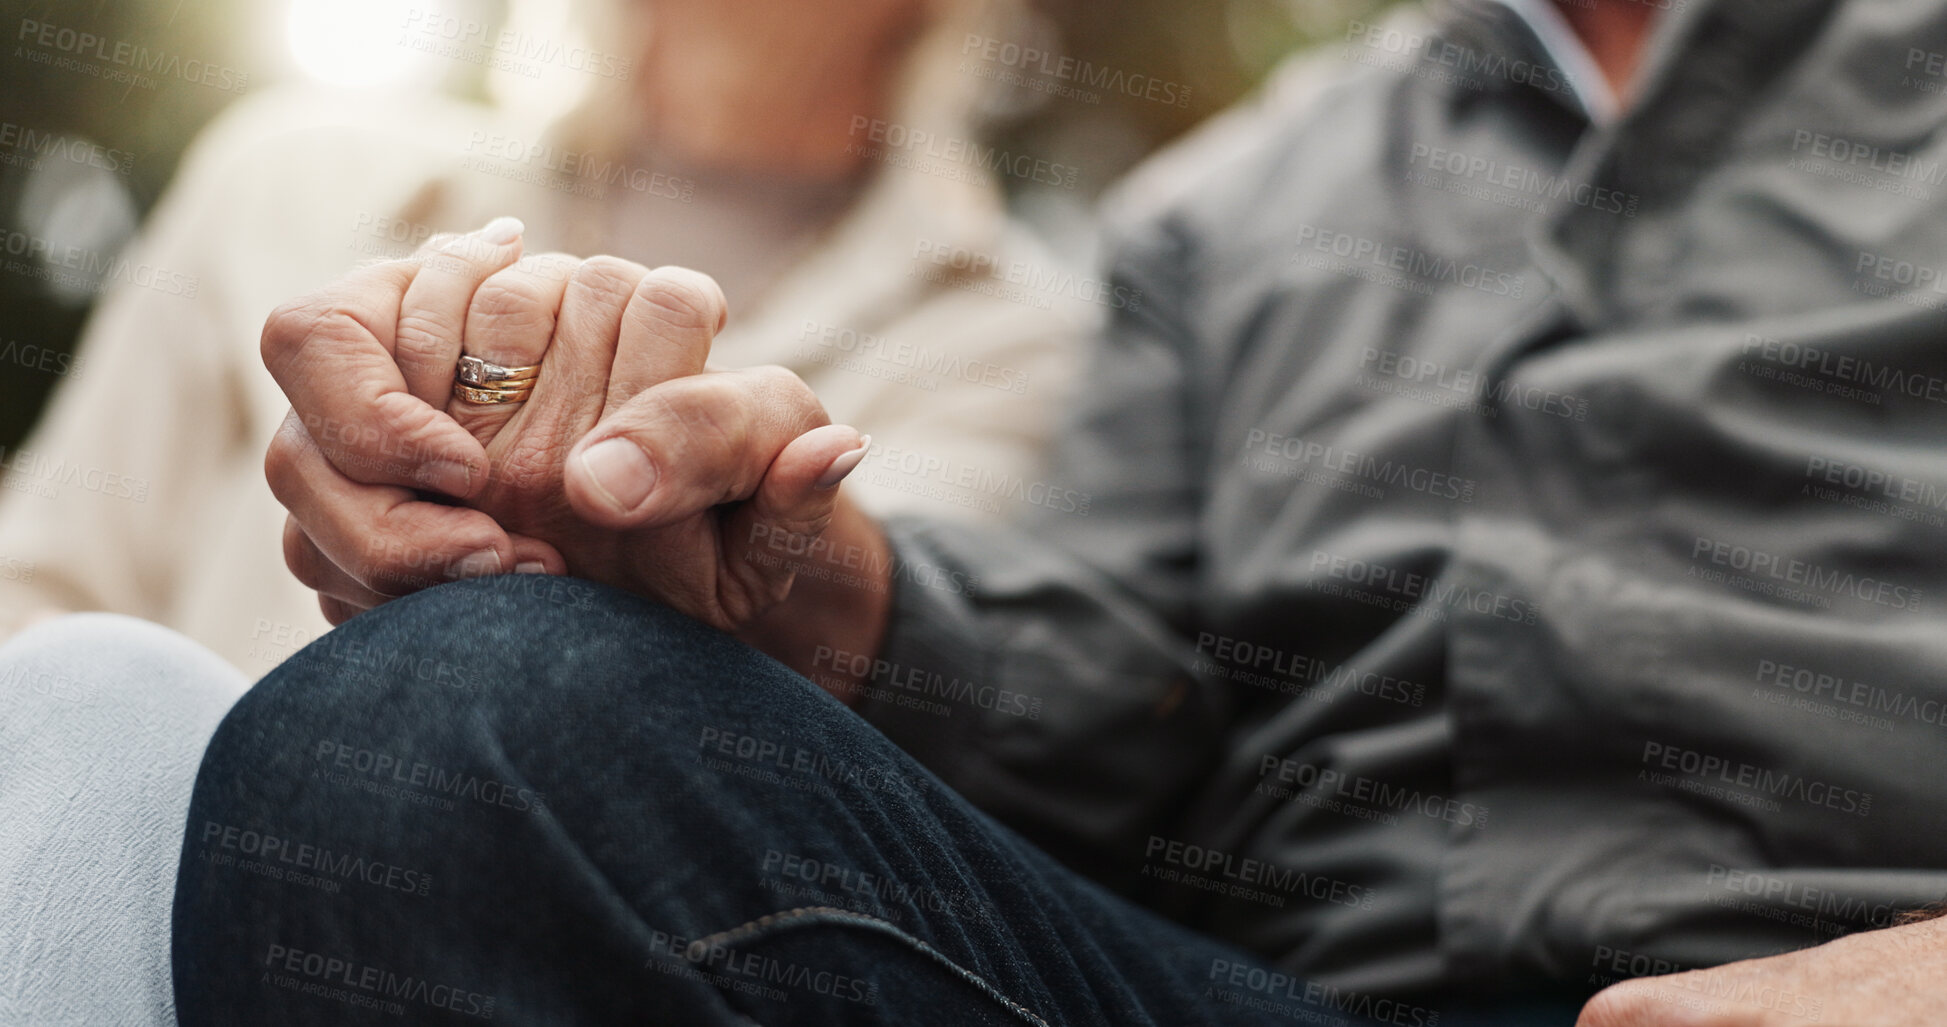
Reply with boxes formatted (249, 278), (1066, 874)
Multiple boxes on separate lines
(261, 217), (869, 633)
(262, 220), (1947, 1025)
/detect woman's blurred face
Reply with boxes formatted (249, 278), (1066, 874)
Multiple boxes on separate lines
(624, 0), (936, 176)
(634, 0), (929, 55)
(763, 0), (922, 32)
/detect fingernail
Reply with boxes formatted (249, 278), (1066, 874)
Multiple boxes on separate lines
(480, 216), (524, 245)
(448, 549), (502, 580)
(816, 434), (871, 490)
(515, 561), (548, 574)
(579, 437), (657, 513)
(419, 459), (474, 497)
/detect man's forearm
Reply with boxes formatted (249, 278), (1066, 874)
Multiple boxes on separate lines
(737, 493), (893, 705)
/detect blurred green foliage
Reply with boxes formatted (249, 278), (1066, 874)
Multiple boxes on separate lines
(0, 0), (256, 448)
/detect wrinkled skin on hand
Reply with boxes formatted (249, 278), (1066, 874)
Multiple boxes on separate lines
(1577, 913), (1947, 1027)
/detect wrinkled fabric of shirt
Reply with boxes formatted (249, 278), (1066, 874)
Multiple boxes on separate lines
(856, 0), (1947, 1003)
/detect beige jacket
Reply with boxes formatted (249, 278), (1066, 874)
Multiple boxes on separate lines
(0, 85), (1086, 678)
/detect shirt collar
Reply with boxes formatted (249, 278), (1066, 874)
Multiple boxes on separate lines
(1483, 0), (1622, 126)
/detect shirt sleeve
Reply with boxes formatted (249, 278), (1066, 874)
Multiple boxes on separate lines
(851, 213), (1231, 884)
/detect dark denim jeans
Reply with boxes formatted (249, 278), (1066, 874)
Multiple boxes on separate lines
(172, 576), (1581, 1026)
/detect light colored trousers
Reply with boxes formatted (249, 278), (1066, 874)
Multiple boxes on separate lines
(0, 614), (246, 1027)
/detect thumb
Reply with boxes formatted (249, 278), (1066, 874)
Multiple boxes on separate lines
(723, 426), (871, 606)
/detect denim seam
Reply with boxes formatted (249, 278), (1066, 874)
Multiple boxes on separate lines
(691, 905), (1052, 1027)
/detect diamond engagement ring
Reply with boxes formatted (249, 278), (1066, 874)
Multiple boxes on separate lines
(453, 355), (541, 405)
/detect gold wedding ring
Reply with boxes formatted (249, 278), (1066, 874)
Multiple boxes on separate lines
(453, 355), (542, 405)
(454, 382), (536, 405)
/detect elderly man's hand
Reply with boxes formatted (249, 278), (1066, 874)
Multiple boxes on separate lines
(1577, 915), (1947, 1026)
(260, 218), (871, 632)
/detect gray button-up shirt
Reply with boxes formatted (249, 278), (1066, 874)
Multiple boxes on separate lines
(855, 0), (1947, 1003)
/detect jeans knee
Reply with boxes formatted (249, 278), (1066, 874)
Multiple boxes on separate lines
(221, 576), (811, 787)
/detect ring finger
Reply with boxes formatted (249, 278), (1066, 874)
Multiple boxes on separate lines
(448, 251), (580, 446)
(394, 217), (526, 407)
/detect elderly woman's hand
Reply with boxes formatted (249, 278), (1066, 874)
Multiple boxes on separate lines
(260, 218), (870, 632)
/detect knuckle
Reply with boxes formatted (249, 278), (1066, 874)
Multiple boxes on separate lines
(393, 308), (454, 357)
(313, 307), (377, 347)
(519, 252), (580, 287)
(376, 508), (498, 581)
(663, 378), (759, 502)
(621, 388), (690, 447)
(345, 559), (391, 592)
(262, 426), (309, 508)
(262, 302), (375, 378)
(778, 508), (835, 540)
(749, 364), (828, 425)
(469, 273), (549, 330)
(281, 521), (329, 591)
(319, 596), (355, 626)
(690, 371), (752, 407)
(1577, 989), (1626, 1026)
(260, 296), (323, 367)
(630, 268), (724, 335)
(344, 538), (405, 592)
(721, 562), (793, 628)
(748, 363), (803, 393)
(569, 255), (647, 309)
(1576, 980), (1661, 1027)
(668, 376), (751, 449)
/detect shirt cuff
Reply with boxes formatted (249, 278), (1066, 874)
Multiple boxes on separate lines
(849, 516), (994, 789)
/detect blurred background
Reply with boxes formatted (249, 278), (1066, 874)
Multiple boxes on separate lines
(0, 0), (1391, 450)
